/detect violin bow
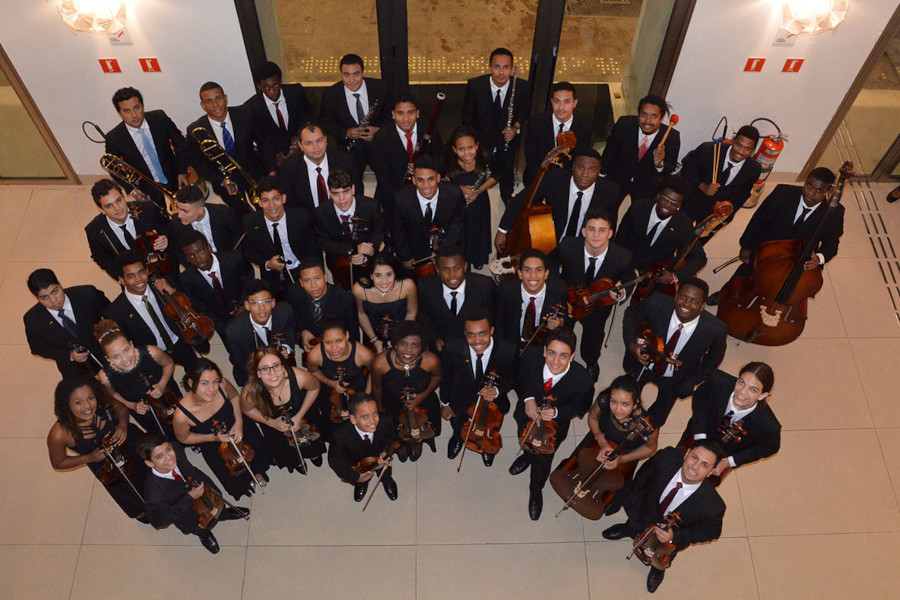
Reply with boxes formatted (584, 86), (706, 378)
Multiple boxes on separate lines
(361, 452), (393, 513)
(216, 421), (265, 494)
(456, 395), (483, 474)
(283, 411), (308, 476)
(138, 372), (169, 438)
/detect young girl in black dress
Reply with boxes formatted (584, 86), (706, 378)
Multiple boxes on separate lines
(352, 252), (417, 353)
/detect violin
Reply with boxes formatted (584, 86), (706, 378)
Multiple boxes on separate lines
(634, 323), (683, 374)
(126, 202), (175, 276)
(567, 272), (651, 319)
(550, 415), (654, 520)
(520, 302), (568, 356)
(716, 161), (854, 346)
(457, 371), (503, 471)
(147, 272), (215, 348)
(518, 394), (558, 454)
(212, 420), (264, 493)
(411, 225), (443, 282)
(333, 216), (371, 290)
(279, 405), (317, 475)
(396, 385), (436, 461)
(138, 372), (178, 426)
(98, 429), (133, 485)
(300, 336), (320, 368)
(352, 440), (402, 475)
(185, 475), (225, 529)
(270, 331), (298, 368)
(368, 314), (394, 352)
(329, 365), (355, 423)
(275, 136), (301, 166)
(627, 511), (683, 571)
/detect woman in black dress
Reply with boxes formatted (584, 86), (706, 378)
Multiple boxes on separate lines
(444, 126), (497, 269)
(240, 346), (325, 473)
(173, 358), (270, 499)
(47, 374), (150, 520)
(352, 252), (417, 353)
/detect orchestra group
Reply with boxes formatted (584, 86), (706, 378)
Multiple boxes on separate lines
(29, 48), (851, 593)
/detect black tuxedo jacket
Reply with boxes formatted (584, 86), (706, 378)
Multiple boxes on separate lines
(371, 119), (444, 211)
(739, 184), (844, 263)
(104, 110), (188, 191)
(144, 441), (219, 532)
(169, 203), (242, 266)
(686, 370), (781, 468)
(523, 111), (594, 185)
(462, 73), (532, 152)
(440, 336), (517, 415)
(178, 250), (251, 326)
(85, 201), (171, 280)
(318, 78), (393, 143)
(513, 347), (593, 431)
(186, 107), (263, 193)
(622, 293), (727, 393)
(244, 84), (313, 172)
(621, 447), (726, 550)
(495, 277), (569, 345)
(416, 272), (496, 345)
(615, 198), (706, 279)
(241, 208), (317, 286)
(327, 413), (397, 483)
(224, 301), (297, 386)
(286, 283), (359, 340)
(499, 169), (619, 235)
(24, 285), (110, 376)
(601, 115), (680, 199)
(391, 183), (465, 262)
(680, 141), (762, 223)
(314, 196), (384, 271)
(277, 148), (363, 216)
(103, 287), (208, 358)
(557, 237), (634, 290)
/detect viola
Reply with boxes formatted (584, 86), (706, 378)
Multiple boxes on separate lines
(397, 385), (436, 461)
(458, 371), (503, 470)
(333, 216), (371, 290)
(567, 271), (652, 319)
(628, 511), (683, 571)
(147, 272), (215, 348)
(518, 394), (558, 454)
(185, 475), (225, 529)
(634, 323), (683, 374)
(716, 161), (854, 346)
(412, 225), (443, 282)
(329, 365), (355, 423)
(126, 202), (175, 276)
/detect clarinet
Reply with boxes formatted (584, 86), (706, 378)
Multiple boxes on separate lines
(503, 65), (518, 152)
(346, 100), (380, 151)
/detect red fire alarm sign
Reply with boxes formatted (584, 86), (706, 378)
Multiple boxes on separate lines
(744, 58), (766, 72)
(782, 58), (804, 73)
(99, 58), (121, 73)
(139, 58), (161, 73)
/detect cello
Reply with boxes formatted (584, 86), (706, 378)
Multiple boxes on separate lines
(457, 371), (503, 472)
(716, 162), (854, 346)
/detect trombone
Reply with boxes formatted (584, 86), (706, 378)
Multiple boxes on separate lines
(100, 153), (178, 215)
(189, 126), (258, 212)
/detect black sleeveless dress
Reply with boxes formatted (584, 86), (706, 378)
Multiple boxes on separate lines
(69, 410), (149, 518)
(176, 388), (270, 500)
(314, 341), (369, 433)
(362, 281), (408, 344)
(449, 168), (492, 267)
(381, 349), (442, 436)
(259, 367), (327, 472)
(103, 345), (179, 437)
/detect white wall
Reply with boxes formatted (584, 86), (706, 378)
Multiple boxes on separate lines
(667, 0), (899, 175)
(0, 0), (255, 175)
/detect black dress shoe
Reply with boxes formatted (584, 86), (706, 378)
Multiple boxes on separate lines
(509, 454), (531, 476)
(587, 363), (600, 382)
(383, 477), (398, 501)
(528, 490), (543, 520)
(354, 481), (369, 502)
(602, 523), (631, 540)
(447, 435), (463, 459)
(310, 455), (323, 467)
(425, 438), (437, 453)
(199, 531), (220, 554)
(397, 452), (409, 463)
(482, 452), (495, 467)
(647, 567), (665, 593)
(706, 291), (720, 306)
(219, 506), (249, 521)
(887, 186), (900, 203)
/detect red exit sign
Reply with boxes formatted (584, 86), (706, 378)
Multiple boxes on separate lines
(99, 58), (121, 73)
(139, 57), (161, 72)
(782, 58), (804, 73)
(744, 58), (766, 72)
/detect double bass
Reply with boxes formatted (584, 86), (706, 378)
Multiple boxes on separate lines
(716, 162), (853, 346)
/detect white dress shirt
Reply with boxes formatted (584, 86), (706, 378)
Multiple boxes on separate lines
(443, 280), (466, 314)
(249, 313), (273, 347)
(263, 93), (288, 130)
(48, 295), (76, 327)
(304, 154), (330, 208)
(344, 82), (370, 124)
(519, 283), (547, 340)
(552, 114), (574, 134)
(645, 208), (672, 246)
(198, 253), (223, 290)
(793, 196), (826, 265)
(190, 207), (217, 252)
(208, 112), (234, 149)
(396, 123), (418, 152)
(584, 246), (609, 280)
(106, 215), (138, 249)
(566, 178), (595, 234)
(659, 311), (701, 377)
(126, 120), (165, 182)
(659, 469), (702, 514)
(124, 289), (178, 347)
(265, 213), (300, 268)
(416, 190), (439, 219)
(489, 79), (510, 107)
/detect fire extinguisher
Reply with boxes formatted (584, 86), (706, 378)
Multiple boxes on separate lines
(745, 118), (787, 208)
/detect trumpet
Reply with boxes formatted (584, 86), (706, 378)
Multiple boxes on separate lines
(100, 154), (178, 215)
(190, 126), (258, 212)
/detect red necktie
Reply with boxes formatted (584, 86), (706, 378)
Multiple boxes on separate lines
(172, 470), (184, 483)
(653, 323), (683, 378)
(340, 214), (351, 233)
(364, 434), (372, 446)
(659, 481), (683, 515)
(405, 131), (414, 158)
(522, 296), (537, 340)
(315, 167), (328, 206)
(275, 101), (286, 132)
(543, 377), (553, 395)
(638, 135), (649, 161)
(209, 271), (226, 302)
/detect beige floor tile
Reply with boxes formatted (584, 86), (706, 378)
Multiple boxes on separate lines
(586, 537), (758, 599)
(0, 344), (61, 437)
(875, 428), (900, 504)
(69, 545), (246, 600)
(11, 187), (97, 264)
(850, 338), (900, 427)
(243, 545), (416, 600)
(0, 544), (79, 600)
(0, 187), (31, 262)
(417, 542), (590, 600)
(740, 430), (900, 536)
(751, 533), (896, 600)
(829, 257), (900, 337)
(837, 194), (879, 258)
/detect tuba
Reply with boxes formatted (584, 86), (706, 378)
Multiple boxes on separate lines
(189, 126), (258, 212)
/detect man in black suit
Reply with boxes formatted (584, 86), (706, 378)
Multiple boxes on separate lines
(85, 179), (170, 281)
(557, 209), (633, 380)
(277, 124), (362, 216)
(622, 278), (727, 429)
(615, 176), (705, 293)
(392, 155), (465, 270)
(417, 244), (496, 352)
(680, 125), (762, 226)
(104, 87), (189, 207)
(186, 81), (264, 215)
(314, 169), (383, 289)
(327, 393), (399, 502)
(224, 279), (297, 386)
(522, 82), (593, 186)
(508, 327), (593, 519)
(462, 47), (532, 204)
(103, 250), (206, 369)
(601, 94), (680, 212)
(287, 257), (359, 353)
(494, 149), (618, 255)
(241, 176), (317, 295)
(682, 363), (781, 481)
(139, 433), (248, 554)
(244, 61), (313, 173)
(169, 184), (241, 267)
(372, 92), (444, 225)
(495, 249), (568, 348)
(24, 269), (110, 376)
(602, 441), (727, 593)
(318, 54), (392, 180)
(440, 307), (516, 467)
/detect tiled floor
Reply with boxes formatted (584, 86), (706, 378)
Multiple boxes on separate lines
(2, 174), (899, 599)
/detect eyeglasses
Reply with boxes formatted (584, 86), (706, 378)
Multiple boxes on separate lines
(248, 298), (274, 306)
(658, 194), (683, 208)
(258, 363), (284, 375)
